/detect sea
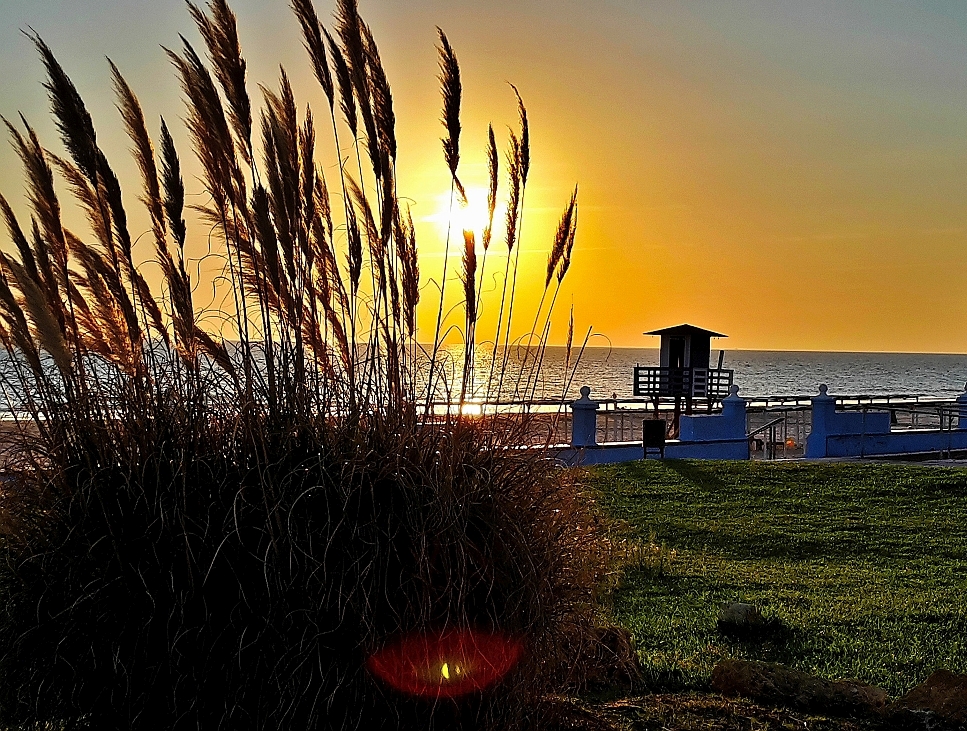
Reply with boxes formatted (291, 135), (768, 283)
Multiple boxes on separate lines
(3, 346), (966, 406)
(458, 347), (967, 402)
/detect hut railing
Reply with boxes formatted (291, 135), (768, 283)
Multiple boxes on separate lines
(633, 366), (734, 399)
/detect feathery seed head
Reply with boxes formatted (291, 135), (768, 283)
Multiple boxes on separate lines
(511, 84), (530, 185)
(290, 0), (335, 106)
(437, 28), (461, 179)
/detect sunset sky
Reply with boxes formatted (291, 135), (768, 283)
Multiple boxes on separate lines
(1, 0), (966, 353)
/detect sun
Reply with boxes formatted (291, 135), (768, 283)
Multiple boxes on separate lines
(427, 186), (493, 239)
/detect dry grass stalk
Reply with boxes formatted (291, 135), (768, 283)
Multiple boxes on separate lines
(398, 206), (419, 338)
(472, 125), (499, 336)
(524, 187), (579, 400)
(424, 28), (469, 404)
(335, 0), (382, 180)
(484, 128), (525, 399)
(512, 84), (531, 185)
(290, 0), (335, 107)
(0, 2), (603, 729)
(362, 20), (396, 163)
(437, 28), (465, 201)
(485, 124), (499, 250)
(460, 229), (477, 402)
(496, 86), (537, 396)
(546, 187), (578, 288)
(510, 187), (578, 401)
(187, 0), (253, 165)
(326, 28), (358, 137)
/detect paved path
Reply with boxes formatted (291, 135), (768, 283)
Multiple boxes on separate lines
(772, 456), (967, 469)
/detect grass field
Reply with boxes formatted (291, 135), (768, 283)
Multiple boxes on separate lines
(587, 460), (967, 698)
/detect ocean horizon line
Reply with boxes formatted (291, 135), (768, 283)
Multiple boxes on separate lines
(431, 343), (967, 358)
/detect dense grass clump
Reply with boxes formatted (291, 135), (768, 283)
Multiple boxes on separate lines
(1, 411), (605, 728)
(0, 1), (604, 728)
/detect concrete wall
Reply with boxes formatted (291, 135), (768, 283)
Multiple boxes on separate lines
(679, 383), (747, 442)
(806, 384), (886, 458)
(806, 385), (967, 458)
(556, 437), (749, 466)
(566, 384), (749, 465)
(824, 429), (967, 458)
(565, 384), (967, 464)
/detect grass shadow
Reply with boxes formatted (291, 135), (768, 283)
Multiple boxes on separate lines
(718, 619), (808, 666)
(661, 460), (728, 492)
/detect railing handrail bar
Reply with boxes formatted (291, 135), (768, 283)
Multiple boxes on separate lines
(849, 403), (960, 413)
(425, 392), (963, 409)
(747, 417), (785, 439)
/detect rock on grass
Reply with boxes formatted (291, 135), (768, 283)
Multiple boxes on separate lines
(710, 659), (888, 717)
(887, 669), (967, 729)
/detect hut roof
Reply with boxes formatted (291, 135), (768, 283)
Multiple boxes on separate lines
(643, 324), (728, 338)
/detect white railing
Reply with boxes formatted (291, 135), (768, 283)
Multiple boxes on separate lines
(633, 366), (734, 399)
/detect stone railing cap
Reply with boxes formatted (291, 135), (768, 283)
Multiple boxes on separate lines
(813, 384), (834, 400)
(572, 385), (599, 407)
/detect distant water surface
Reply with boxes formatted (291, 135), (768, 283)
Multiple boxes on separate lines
(3, 347), (965, 407)
(471, 347), (967, 401)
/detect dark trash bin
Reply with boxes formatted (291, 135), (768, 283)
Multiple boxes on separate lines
(643, 419), (666, 459)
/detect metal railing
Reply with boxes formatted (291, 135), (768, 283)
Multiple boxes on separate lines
(633, 366), (734, 399)
(597, 408), (672, 444)
(746, 407), (808, 459)
(424, 392), (967, 454)
(744, 398), (967, 460)
(748, 417), (786, 460)
(854, 402), (962, 432)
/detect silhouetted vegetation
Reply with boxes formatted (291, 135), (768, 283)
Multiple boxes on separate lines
(0, 1), (608, 728)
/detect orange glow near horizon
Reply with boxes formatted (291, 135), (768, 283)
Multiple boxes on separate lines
(1, 2), (966, 354)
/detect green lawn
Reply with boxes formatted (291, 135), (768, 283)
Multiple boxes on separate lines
(587, 460), (967, 697)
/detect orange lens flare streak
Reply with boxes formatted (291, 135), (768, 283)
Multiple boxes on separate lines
(367, 629), (522, 698)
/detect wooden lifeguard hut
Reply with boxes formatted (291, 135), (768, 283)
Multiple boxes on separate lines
(634, 324), (733, 404)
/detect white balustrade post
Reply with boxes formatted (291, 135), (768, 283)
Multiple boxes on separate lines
(806, 384), (834, 459)
(721, 384), (746, 436)
(570, 386), (600, 448)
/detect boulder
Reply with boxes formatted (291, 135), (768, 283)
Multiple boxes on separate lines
(888, 670), (967, 729)
(711, 659), (888, 717)
(718, 602), (765, 629)
(716, 602), (786, 640)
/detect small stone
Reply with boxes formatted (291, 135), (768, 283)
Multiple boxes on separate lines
(718, 602), (765, 628)
(888, 669), (967, 729)
(717, 602), (776, 640)
(710, 659), (888, 717)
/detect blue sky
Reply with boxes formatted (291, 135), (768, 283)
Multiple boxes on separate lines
(1, 1), (967, 351)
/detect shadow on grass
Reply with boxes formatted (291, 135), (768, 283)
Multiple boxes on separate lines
(671, 530), (838, 561)
(662, 460), (728, 492)
(718, 620), (808, 667)
(614, 565), (695, 599)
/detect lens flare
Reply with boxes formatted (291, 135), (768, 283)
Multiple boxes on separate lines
(367, 629), (522, 698)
